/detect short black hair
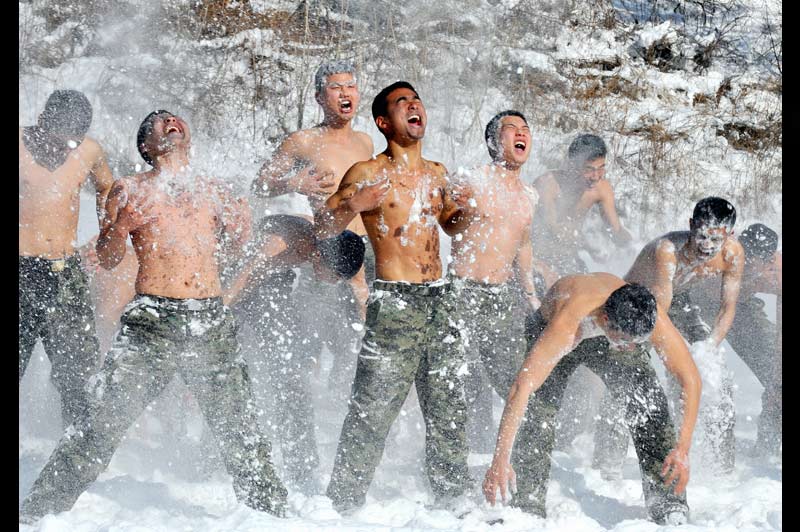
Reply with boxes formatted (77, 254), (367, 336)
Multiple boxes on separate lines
(317, 230), (366, 280)
(603, 283), (657, 338)
(485, 110), (528, 161)
(739, 223), (778, 260)
(567, 133), (607, 162)
(371, 81), (418, 121)
(691, 196), (736, 230)
(39, 90), (93, 138)
(136, 109), (173, 166)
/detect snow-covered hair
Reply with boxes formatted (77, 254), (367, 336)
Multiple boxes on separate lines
(314, 60), (356, 94)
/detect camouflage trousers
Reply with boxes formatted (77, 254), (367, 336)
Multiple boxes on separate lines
(19, 255), (100, 426)
(326, 280), (472, 511)
(449, 277), (528, 453)
(20, 295), (287, 520)
(727, 296), (781, 454)
(234, 269), (320, 491)
(518, 310), (687, 522)
(595, 290), (736, 475)
(294, 264), (363, 402)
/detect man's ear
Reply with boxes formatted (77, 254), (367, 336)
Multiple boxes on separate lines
(374, 116), (388, 132)
(314, 91), (323, 106)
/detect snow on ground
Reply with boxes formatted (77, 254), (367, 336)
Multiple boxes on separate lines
(18, 195), (781, 531)
(18, 323), (783, 532)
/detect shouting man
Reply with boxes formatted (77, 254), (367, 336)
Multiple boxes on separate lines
(20, 110), (287, 522)
(317, 81), (473, 513)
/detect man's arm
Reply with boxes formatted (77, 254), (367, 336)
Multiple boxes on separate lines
(314, 162), (389, 239)
(513, 228), (542, 310)
(251, 134), (336, 199)
(534, 173), (560, 233)
(483, 311), (580, 504)
(651, 310), (702, 494)
(596, 180), (633, 245)
(96, 180), (139, 269)
(223, 233), (310, 306)
(710, 241), (744, 346)
(439, 174), (474, 236)
(89, 146), (115, 227)
(217, 183), (253, 259)
(649, 241), (678, 312)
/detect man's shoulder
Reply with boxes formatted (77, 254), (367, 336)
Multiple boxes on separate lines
(533, 170), (559, 191)
(596, 178), (615, 195)
(344, 156), (381, 179)
(424, 159), (447, 176)
(353, 129), (373, 147)
(721, 236), (744, 267)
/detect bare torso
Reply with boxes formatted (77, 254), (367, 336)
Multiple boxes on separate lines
(532, 170), (606, 264)
(121, 173), (229, 298)
(291, 127), (373, 235)
(450, 165), (534, 284)
(19, 129), (104, 258)
(626, 231), (738, 295)
(358, 154), (448, 283)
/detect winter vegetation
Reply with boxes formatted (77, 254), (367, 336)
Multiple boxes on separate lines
(19, 1), (781, 530)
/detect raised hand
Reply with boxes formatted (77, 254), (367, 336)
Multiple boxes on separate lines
(348, 176), (391, 213)
(291, 166), (338, 199)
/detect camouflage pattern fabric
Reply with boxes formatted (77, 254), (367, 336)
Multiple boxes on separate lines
(594, 289), (736, 476)
(727, 296), (781, 454)
(517, 310), (688, 522)
(19, 254), (100, 426)
(293, 264), (362, 402)
(449, 277), (528, 452)
(326, 280), (472, 512)
(20, 295), (287, 520)
(234, 269), (320, 492)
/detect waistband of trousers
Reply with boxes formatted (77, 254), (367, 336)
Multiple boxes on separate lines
(372, 279), (452, 296)
(133, 293), (224, 312)
(19, 253), (81, 273)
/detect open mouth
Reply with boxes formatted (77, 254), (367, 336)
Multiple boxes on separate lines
(339, 100), (352, 112)
(165, 125), (181, 135)
(514, 141), (526, 152)
(408, 114), (422, 126)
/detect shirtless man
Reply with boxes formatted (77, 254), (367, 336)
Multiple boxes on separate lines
(225, 215), (365, 494)
(482, 275), (701, 525)
(693, 223), (781, 456)
(531, 133), (634, 451)
(533, 133), (632, 275)
(251, 60), (375, 399)
(20, 110), (287, 523)
(594, 197), (743, 476)
(19, 90), (114, 427)
(446, 110), (541, 452)
(316, 81), (473, 513)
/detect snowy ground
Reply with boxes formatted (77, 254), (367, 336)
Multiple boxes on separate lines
(18, 196), (781, 532)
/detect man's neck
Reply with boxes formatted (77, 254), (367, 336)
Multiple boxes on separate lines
(318, 117), (354, 139)
(489, 161), (522, 183)
(385, 139), (424, 170)
(153, 151), (191, 175)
